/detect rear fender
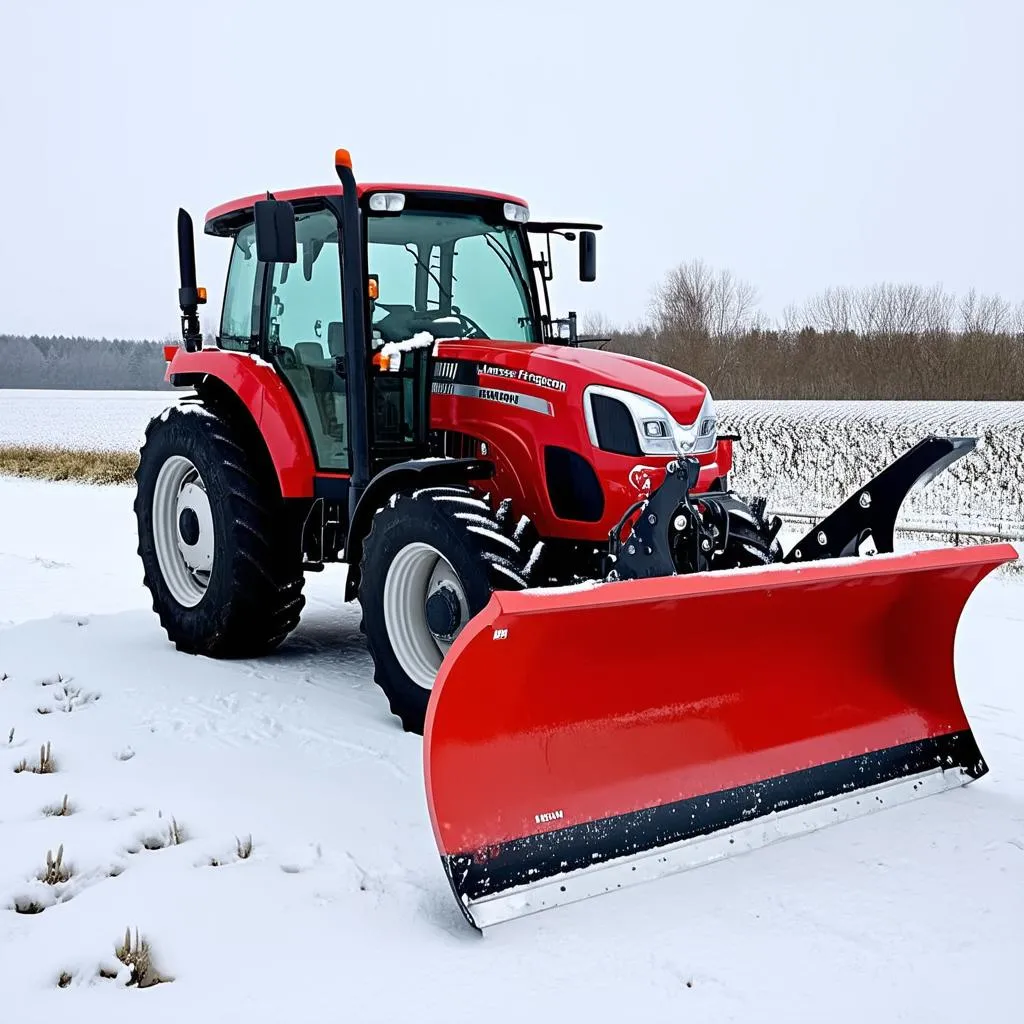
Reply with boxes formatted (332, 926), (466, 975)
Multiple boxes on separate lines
(167, 349), (316, 498)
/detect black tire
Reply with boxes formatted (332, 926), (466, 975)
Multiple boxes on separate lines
(134, 402), (305, 657)
(359, 485), (535, 734)
(712, 494), (784, 569)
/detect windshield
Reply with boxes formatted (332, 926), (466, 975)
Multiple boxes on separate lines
(366, 210), (538, 344)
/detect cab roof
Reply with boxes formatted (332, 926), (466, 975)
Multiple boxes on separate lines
(205, 183), (529, 236)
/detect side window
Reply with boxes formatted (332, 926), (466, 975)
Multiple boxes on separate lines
(266, 208), (348, 472)
(220, 223), (258, 351)
(269, 213), (342, 355)
(368, 240), (419, 324)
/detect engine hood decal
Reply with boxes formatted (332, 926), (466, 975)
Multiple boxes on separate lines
(478, 363), (568, 393)
(436, 342), (707, 424)
(432, 380), (553, 415)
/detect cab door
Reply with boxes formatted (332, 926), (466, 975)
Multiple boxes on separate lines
(264, 205), (349, 472)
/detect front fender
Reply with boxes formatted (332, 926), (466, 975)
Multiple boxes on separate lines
(344, 458), (494, 600)
(167, 349), (317, 498)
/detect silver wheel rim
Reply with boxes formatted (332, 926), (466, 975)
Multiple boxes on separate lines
(383, 543), (469, 690)
(152, 455), (214, 608)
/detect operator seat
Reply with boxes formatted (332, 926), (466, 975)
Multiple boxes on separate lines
(289, 332), (347, 462)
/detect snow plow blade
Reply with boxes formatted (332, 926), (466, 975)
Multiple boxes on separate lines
(424, 542), (1016, 929)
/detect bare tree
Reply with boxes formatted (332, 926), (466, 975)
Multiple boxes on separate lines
(578, 311), (615, 339)
(959, 288), (1013, 333)
(804, 287), (854, 333)
(651, 259), (759, 337)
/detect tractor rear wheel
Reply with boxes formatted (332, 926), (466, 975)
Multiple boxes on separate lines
(359, 486), (534, 734)
(134, 402), (305, 657)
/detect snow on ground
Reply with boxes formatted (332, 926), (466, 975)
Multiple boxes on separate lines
(1, 474), (1023, 1023)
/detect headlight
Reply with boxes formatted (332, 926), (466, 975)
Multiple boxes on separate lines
(584, 386), (677, 455)
(503, 202), (530, 223)
(584, 386), (717, 457)
(368, 192), (406, 212)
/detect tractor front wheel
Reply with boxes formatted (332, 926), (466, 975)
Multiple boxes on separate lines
(359, 486), (534, 734)
(134, 402), (305, 657)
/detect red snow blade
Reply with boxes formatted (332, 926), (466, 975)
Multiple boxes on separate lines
(423, 543), (1016, 929)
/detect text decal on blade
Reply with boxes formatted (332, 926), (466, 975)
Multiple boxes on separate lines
(535, 809), (564, 824)
(479, 364), (567, 393)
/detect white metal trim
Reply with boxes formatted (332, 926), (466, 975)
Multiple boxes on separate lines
(466, 765), (972, 930)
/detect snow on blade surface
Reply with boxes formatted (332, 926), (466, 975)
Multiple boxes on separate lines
(0, 475), (1022, 1021)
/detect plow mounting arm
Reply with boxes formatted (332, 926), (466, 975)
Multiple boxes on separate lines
(783, 435), (977, 563)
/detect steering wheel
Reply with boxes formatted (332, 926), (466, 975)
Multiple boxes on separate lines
(374, 304), (490, 343)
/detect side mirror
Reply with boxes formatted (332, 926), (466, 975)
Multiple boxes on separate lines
(254, 199), (297, 264)
(579, 230), (597, 282)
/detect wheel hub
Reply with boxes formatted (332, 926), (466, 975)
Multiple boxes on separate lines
(382, 543), (470, 690)
(178, 507), (200, 546)
(425, 583), (463, 641)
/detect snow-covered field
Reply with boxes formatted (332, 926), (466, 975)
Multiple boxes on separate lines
(2, 390), (1021, 536)
(1, 473), (1023, 1022)
(0, 390), (178, 453)
(720, 399), (1024, 532)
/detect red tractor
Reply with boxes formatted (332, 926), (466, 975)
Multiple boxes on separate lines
(136, 149), (773, 732)
(136, 150), (1015, 928)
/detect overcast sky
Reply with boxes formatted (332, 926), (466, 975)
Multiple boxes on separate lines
(2, 0), (1021, 341)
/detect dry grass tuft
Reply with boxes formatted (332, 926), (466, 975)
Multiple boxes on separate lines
(43, 794), (73, 817)
(14, 741), (56, 774)
(168, 816), (185, 846)
(138, 814), (186, 852)
(236, 834), (253, 860)
(115, 927), (170, 988)
(40, 844), (71, 885)
(0, 446), (138, 485)
(57, 971), (73, 989)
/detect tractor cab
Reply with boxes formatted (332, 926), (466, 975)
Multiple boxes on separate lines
(192, 164), (600, 490)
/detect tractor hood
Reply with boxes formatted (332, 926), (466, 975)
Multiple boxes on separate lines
(438, 341), (709, 425)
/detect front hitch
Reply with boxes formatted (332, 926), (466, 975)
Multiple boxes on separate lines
(611, 457), (714, 580)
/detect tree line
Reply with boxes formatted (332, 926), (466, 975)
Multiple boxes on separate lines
(4, 264), (1024, 400)
(583, 262), (1024, 401)
(0, 335), (173, 390)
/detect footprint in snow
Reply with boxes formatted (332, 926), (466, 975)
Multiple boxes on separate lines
(38, 673), (74, 688)
(280, 842), (323, 874)
(33, 557), (72, 570)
